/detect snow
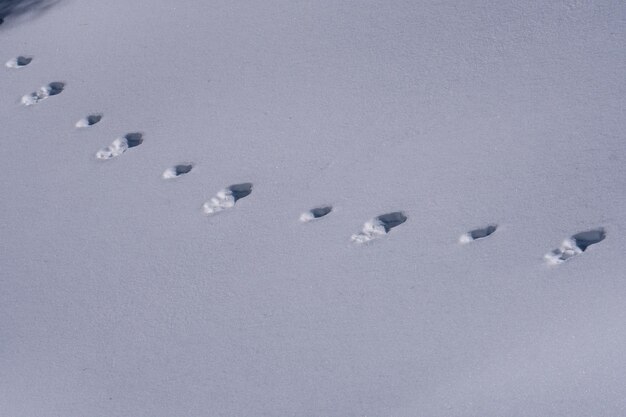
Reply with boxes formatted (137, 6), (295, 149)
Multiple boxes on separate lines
(75, 113), (102, 128)
(20, 80), (64, 105)
(300, 206), (333, 222)
(202, 183), (253, 215)
(1, 1), (626, 416)
(5, 55), (32, 68)
(95, 133), (144, 160)
(162, 163), (194, 180)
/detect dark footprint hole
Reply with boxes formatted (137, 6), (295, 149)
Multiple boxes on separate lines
(377, 212), (407, 233)
(228, 183), (253, 202)
(47, 81), (64, 96)
(175, 164), (193, 176)
(86, 114), (102, 125)
(124, 132), (143, 148)
(470, 225), (497, 240)
(573, 228), (606, 251)
(16, 56), (32, 66)
(311, 206), (332, 218)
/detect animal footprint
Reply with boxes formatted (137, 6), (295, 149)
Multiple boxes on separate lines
(300, 206), (332, 222)
(21, 82), (65, 106)
(76, 114), (102, 128)
(96, 133), (143, 160)
(6, 56), (32, 68)
(459, 224), (497, 244)
(544, 228), (606, 265)
(351, 212), (407, 243)
(202, 183), (252, 216)
(163, 164), (193, 179)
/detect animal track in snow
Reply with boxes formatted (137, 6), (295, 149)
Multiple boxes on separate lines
(300, 206), (333, 222)
(544, 228), (606, 265)
(351, 212), (407, 243)
(162, 164), (193, 179)
(6, 56), (32, 68)
(96, 132), (143, 160)
(202, 183), (253, 216)
(21, 81), (64, 106)
(459, 224), (497, 244)
(76, 114), (102, 128)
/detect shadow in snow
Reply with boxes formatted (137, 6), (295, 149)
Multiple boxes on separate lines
(377, 212), (407, 232)
(310, 206), (332, 219)
(572, 228), (606, 252)
(124, 132), (143, 148)
(544, 227), (606, 265)
(0, 0), (61, 27)
(459, 224), (497, 244)
(300, 206), (332, 222)
(228, 183), (253, 202)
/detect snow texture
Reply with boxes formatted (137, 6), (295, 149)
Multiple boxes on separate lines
(75, 114), (102, 128)
(1, 1), (626, 416)
(95, 133), (143, 160)
(545, 228), (606, 265)
(162, 164), (193, 179)
(202, 183), (253, 215)
(351, 212), (408, 243)
(459, 224), (498, 244)
(299, 206), (332, 222)
(5, 55), (32, 68)
(21, 81), (64, 105)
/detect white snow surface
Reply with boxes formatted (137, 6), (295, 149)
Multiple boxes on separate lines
(95, 137), (130, 160)
(1, 1), (626, 416)
(202, 188), (237, 216)
(544, 238), (584, 265)
(351, 218), (389, 244)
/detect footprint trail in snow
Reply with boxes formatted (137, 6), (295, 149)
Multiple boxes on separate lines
(300, 206), (332, 222)
(544, 228), (606, 265)
(351, 212), (407, 243)
(163, 164), (193, 179)
(203, 183), (253, 215)
(96, 133), (143, 160)
(21, 82), (64, 105)
(459, 224), (497, 244)
(6, 56), (32, 68)
(76, 114), (102, 128)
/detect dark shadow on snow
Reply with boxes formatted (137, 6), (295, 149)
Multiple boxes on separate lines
(228, 183), (253, 202)
(47, 81), (64, 95)
(86, 114), (102, 126)
(16, 56), (33, 66)
(124, 132), (143, 148)
(377, 212), (407, 233)
(310, 206), (332, 219)
(0, 0), (61, 27)
(572, 228), (606, 251)
(174, 164), (193, 176)
(469, 224), (497, 240)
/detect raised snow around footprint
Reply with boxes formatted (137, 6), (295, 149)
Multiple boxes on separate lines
(21, 82), (64, 106)
(76, 114), (102, 128)
(351, 212), (407, 243)
(203, 183), (253, 215)
(459, 224), (497, 244)
(545, 228), (606, 265)
(96, 133), (143, 160)
(163, 164), (193, 179)
(300, 206), (332, 222)
(6, 56), (32, 68)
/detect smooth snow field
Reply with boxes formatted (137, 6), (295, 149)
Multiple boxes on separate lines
(1, 1), (626, 416)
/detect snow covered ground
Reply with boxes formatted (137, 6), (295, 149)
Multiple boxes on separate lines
(1, 1), (625, 416)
